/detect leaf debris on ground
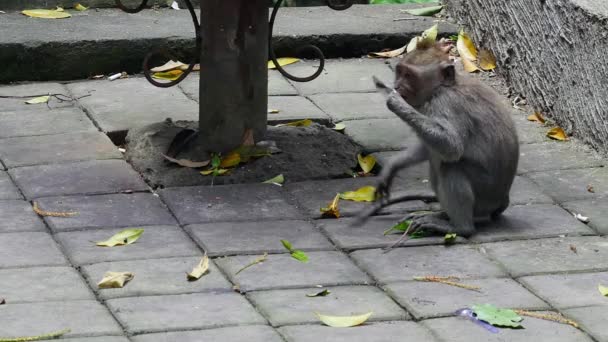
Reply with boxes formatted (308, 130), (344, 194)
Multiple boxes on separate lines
(320, 193), (341, 218)
(235, 252), (268, 275)
(98, 271), (134, 289)
(22, 9), (71, 19)
(281, 239), (309, 263)
(315, 311), (373, 328)
(514, 309), (579, 328)
(306, 289), (331, 297)
(263, 174), (285, 186)
(96, 228), (144, 247)
(547, 127), (568, 141)
(357, 154), (376, 174)
(268, 58), (300, 69)
(0, 328), (71, 342)
(32, 202), (77, 218)
(472, 304), (523, 328)
(25, 95), (50, 104)
(187, 254), (210, 281)
(339, 185), (376, 202)
(162, 154), (210, 168)
(599, 284), (608, 296)
(402, 5), (444, 16)
(527, 112), (546, 124)
(74, 3), (88, 11)
(414, 275), (481, 292)
(275, 119), (313, 127)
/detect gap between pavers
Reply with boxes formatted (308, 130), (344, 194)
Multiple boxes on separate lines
(277, 321), (438, 342)
(131, 325), (284, 342)
(562, 306), (608, 342)
(0, 231), (67, 269)
(0, 200), (46, 233)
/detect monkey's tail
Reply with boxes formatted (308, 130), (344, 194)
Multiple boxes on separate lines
(352, 192), (437, 226)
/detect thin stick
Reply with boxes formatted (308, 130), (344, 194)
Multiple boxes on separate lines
(235, 252), (268, 275)
(383, 224), (413, 253)
(414, 276), (482, 292)
(0, 328), (70, 342)
(393, 17), (417, 21)
(514, 310), (579, 328)
(32, 202), (78, 218)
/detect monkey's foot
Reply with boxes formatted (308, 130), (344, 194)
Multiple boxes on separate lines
(404, 211), (454, 235)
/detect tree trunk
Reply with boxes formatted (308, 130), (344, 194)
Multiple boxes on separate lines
(199, 0), (269, 153)
(444, 0), (608, 154)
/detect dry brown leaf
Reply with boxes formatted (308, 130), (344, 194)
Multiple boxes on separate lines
(587, 184), (595, 193)
(187, 254), (210, 281)
(162, 154), (210, 168)
(369, 45), (406, 58)
(98, 271), (134, 289)
(527, 112), (546, 124)
(32, 201), (77, 217)
(478, 49), (497, 71)
(547, 127), (568, 141)
(220, 151), (241, 168)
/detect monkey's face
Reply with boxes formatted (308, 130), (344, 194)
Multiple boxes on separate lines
(394, 62), (456, 107)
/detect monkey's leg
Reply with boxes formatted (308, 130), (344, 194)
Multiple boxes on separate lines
(376, 144), (428, 199)
(490, 198), (510, 220)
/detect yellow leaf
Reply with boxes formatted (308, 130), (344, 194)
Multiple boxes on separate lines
(547, 127), (568, 141)
(332, 123), (346, 131)
(55, 6), (65, 11)
(25, 95), (50, 104)
(268, 109), (280, 114)
(478, 49), (497, 71)
(22, 9), (71, 19)
(187, 254), (210, 281)
(357, 154), (376, 174)
(315, 311), (373, 328)
(320, 193), (341, 218)
(599, 284), (608, 296)
(369, 45), (406, 59)
(220, 151), (241, 168)
(457, 30), (478, 61)
(98, 271), (134, 289)
(406, 36), (421, 53)
(150, 60), (188, 73)
(461, 57), (479, 73)
(268, 57), (300, 69)
(200, 168), (230, 176)
(152, 69), (183, 81)
(74, 3), (88, 11)
(527, 112), (546, 124)
(276, 119), (313, 127)
(263, 174), (285, 185)
(340, 185), (376, 202)
(96, 228), (144, 247)
(161, 154), (210, 168)
(420, 24), (438, 45)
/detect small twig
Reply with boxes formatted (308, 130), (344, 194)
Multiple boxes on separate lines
(514, 310), (579, 328)
(0, 328), (70, 342)
(32, 202), (78, 218)
(393, 17), (417, 21)
(414, 276), (482, 292)
(383, 224), (412, 253)
(235, 252), (268, 275)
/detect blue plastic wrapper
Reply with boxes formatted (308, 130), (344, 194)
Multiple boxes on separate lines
(455, 308), (500, 334)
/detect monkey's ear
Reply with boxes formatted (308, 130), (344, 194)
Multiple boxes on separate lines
(441, 62), (456, 85)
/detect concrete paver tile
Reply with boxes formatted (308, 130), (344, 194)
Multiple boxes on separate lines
(56, 226), (199, 265)
(159, 184), (302, 225)
(68, 78), (198, 133)
(309, 92), (395, 122)
(0, 301), (122, 338)
(527, 167), (608, 203)
(132, 325), (283, 342)
(0, 200), (46, 233)
(482, 236), (608, 277)
(562, 198), (608, 235)
(216, 251), (370, 292)
(350, 246), (506, 284)
(248, 286), (409, 327)
(58, 337), (130, 342)
(518, 142), (604, 174)
(10, 160), (147, 199)
(563, 306), (608, 342)
(510, 176), (554, 205)
(106, 293), (266, 334)
(0, 107), (96, 139)
(278, 321), (438, 342)
(0, 266), (93, 303)
(0, 131), (122, 168)
(512, 113), (549, 144)
(0, 83), (73, 111)
(267, 96), (330, 124)
(519, 272), (608, 309)
(82, 257), (232, 299)
(186, 219), (333, 256)
(269, 71), (298, 96)
(343, 118), (418, 152)
(36, 193), (177, 232)
(385, 278), (548, 319)
(0, 171), (22, 200)
(0, 232), (67, 268)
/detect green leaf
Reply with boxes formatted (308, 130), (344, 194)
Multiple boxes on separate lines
(315, 312), (373, 327)
(211, 154), (221, 169)
(472, 304), (523, 328)
(339, 185), (376, 202)
(306, 289), (331, 297)
(409, 229), (431, 239)
(281, 239), (294, 252)
(263, 174), (285, 185)
(444, 233), (457, 244)
(291, 250), (309, 263)
(383, 221), (410, 235)
(404, 5), (444, 16)
(96, 228), (144, 247)
(599, 284), (608, 296)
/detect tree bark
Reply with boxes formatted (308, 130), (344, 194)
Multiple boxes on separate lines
(444, 0), (608, 154)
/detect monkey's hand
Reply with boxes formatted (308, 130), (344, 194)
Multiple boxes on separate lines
(372, 76), (394, 97)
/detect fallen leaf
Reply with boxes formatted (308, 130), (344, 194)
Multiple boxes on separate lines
(268, 109), (280, 114)
(406, 36), (421, 53)
(461, 57), (479, 73)
(587, 184), (595, 193)
(268, 57), (300, 69)
(281, 239), (309, 263)
(98, 271), (134, 289)
(472, 304), (523, 328)
(369, 45), (406, 58)
(74, 3), (88, 11)
(0, 329), (71, 342)
(22, 9), (71, 19)
(235, 145), (271, 162)
(444, 233), (457, 244)
(263, 174), (285, 186)
(241, 128), (255, 146)
(404, 5), (444, 16)
(420, 24), (438, 45)
(170, 0), (180, 9)
(32, 201), (77, 217)
(187, 254), (210, 281)
(0, 298), (5, 305)
(332, 123), (346, 131)
(573, 213), (589, 223)
(320, 193), (341, 218)
(599, 284), (608, 296)
(357, 154), (376, 174)
(569, 244), (578, 254)
(339, 185), (376, 202)
(478, 49), (497, 71)
(457, 30), (478, 61)
(527, 112), (546, 124)
(162, 154), (210, 168)
(220, 151), (241, 168)
(55, 6), (64, 11)
(383, 221), (410, 235)
(281, 239), (294, 251)
(150, 60), (188, 73)
(414, 275), (481, 291)
(152, 70), (184, 81)
(315, 312), (373, 328)
(25, 95), (50, 104)
(547, 127), (568, 141)
(200, 168), (230, 176)
(276, 119), (313, 127)
(96, 228), (144, 247)
(307, 289), (331, 297)
(235, 252), (268, 275)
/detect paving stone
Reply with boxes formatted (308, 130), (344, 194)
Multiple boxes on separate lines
(0, 171), (22, 200)
(563, 306), (608, 342)
(59, 338), (130, 342)
(286, 59), (394, 95)
(422, 315), (594, 342)
(0, 200), (46, 233)
(0, 131), (122, 168)
(510, 176), (554, 205)
(0, 82), (73, 111)
(318, 215), (460, 251)
(159, 184), (302, 225)
(68, 78), (198, 132)
(269, 71), (298, 96)
(278, 321), (438, 342)
(82, 257), (231, 299)
(186, 219), (333, 256)
(0, 107), (96, 139)
(267, 96), (330, 124)
(527, 167), (608, 203)
(10, 160), (147, 199)
(482, 236), (608, 277)
(56, 226), (199, 265)
(106, 293), (265, 334)
(471, 204), (594, 243)
(0, 232), (67, 268)
(519, 272), (608, 309)
(285, 177), (429, 219)
(385, 278), (548, 319)
(344, 118), (419, 152)
(350, 246), (506, 284)
(248, 286), (409, 327)
(512, 113), (548, 144)
(518, 142), (604, 174)
(133, 326), (283, 342)
(216, 251), (370, 292)
(0, 266), (93, 303)
(562, 198), (608, 235)
(36, 193), (177, 232)
(308, 92), (395, 122)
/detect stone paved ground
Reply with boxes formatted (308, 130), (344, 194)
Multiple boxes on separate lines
(0, 57), (607, 342)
